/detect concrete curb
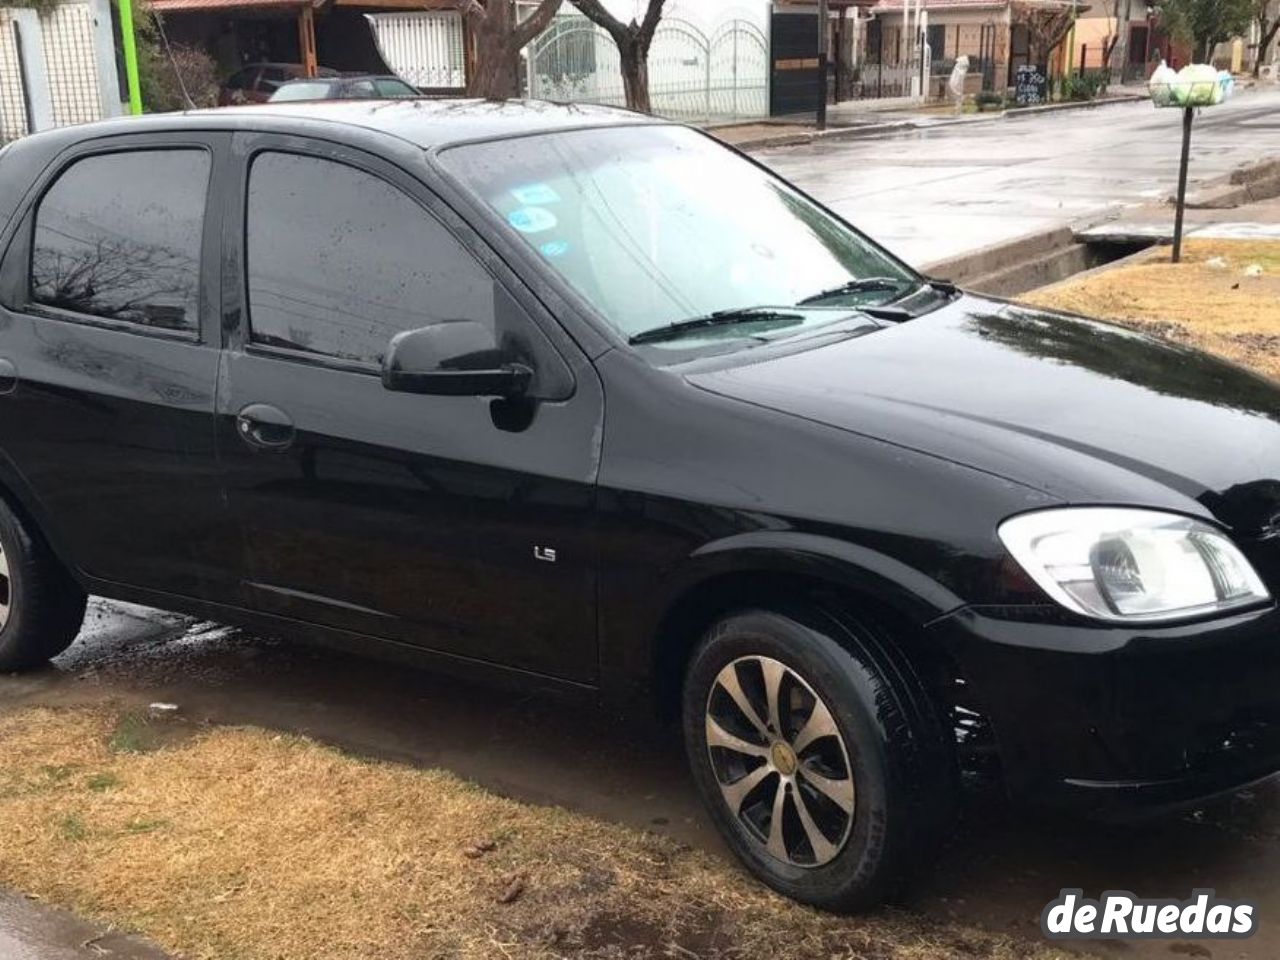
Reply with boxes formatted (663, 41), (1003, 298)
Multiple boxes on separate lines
(1025, 243), (1162, 297)
(727, 93), (1146, 151)
(1181, 157), (1280, 209)
(922, 226), (1076, 284)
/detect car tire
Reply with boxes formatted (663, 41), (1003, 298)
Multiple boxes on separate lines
(682, 606), (954, 911)
(0, 498), (87, 672)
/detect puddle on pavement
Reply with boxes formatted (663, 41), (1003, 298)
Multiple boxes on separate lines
(4, 597), (1280, 959)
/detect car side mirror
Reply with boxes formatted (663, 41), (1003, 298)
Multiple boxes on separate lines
(381, 321), (532, 398)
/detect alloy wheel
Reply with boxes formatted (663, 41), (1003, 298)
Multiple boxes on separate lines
(704, 655), (855, 867)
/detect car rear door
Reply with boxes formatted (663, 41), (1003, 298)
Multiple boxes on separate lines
(216, 133), (603, 683)
(0, 132), (238, 603)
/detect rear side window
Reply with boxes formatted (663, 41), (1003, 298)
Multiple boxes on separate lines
(373, 78), (416, 97)
(225, 67), (256, 90)
(244, 151), (494, 365)
(30, 150), (210, 333)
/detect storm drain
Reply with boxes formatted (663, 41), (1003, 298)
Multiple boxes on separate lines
(926, 227), (1154, 298)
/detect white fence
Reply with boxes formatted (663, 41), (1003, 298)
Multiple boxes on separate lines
(527, 14), (770, 122)
(0, 0), (119, 145)
(39, 1), (101, 126)
(365, 10), (467, 90)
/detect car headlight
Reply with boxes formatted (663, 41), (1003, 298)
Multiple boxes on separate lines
(998, 508), (1271, 623)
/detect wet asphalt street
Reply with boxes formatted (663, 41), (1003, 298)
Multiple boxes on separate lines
(4, 92), (1280, 957)
(0, 889), (168, 959)
(4, 599), (1280, 959)
(762, 86), (1280, 267)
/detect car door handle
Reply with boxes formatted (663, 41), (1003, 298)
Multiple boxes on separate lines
(236, 403), (295, 451)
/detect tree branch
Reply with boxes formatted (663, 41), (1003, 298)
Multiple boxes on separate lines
(571, 0), (629, 44)
(513, 0), (565, 46)
(638, 0), (666, 47)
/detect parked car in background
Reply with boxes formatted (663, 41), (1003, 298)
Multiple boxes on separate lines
(269, 75), (419, 102)
(217, 63), (339, 106)
(0, 101), (1277, 914)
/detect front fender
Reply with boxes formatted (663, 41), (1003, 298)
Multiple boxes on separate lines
(597, 527), (965, 709)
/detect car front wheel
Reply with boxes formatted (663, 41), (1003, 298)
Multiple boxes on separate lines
(682, 607), (953, 911)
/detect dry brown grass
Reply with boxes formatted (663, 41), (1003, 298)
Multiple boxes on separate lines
(0, 705), (1066, 960)
(1023, 238), (1280, 381)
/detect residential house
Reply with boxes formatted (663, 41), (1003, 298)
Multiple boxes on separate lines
(865, 0), (1084, 96)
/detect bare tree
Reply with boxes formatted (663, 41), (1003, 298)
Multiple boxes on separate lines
(459, 0), (564, 99)
(1253, 0), (1280, 75)
(1014, 1), (1078, 66)
(570, 0), (667, 112)
(1096, 0), (1121, 66)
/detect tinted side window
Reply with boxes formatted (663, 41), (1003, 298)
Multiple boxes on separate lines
(245, 151), (494, 365)
(374, 78), (416, 97)
(225, 67), (255, 90)
(30, 150), (210, 332)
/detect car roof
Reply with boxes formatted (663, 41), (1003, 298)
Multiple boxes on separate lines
(4, 100), (669, 169)
(195, 99), (663, 148)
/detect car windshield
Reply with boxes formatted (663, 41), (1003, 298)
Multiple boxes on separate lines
(270, 81), (333, 101)
(441, 126), (918, 350)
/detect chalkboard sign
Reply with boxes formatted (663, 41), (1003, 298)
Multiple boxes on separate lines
(1015, 64), (1047, 106)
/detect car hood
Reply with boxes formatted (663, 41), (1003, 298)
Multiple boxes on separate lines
(687, 295), (1280, 538)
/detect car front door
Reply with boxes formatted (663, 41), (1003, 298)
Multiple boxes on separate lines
(216, 134), (602, 683)
(0, 134), (238, 603)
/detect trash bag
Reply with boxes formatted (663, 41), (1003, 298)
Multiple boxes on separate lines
(1148, 60), (1176, 106)
(1172, 64), (1218, 106)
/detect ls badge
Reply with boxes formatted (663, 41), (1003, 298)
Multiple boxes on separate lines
(534, 546), (557, 563)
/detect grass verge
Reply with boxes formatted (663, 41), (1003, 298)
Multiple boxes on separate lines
(0, 705), (1064, 960)
(1023, 238), (1280, 381)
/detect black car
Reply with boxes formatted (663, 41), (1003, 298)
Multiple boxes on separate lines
(0, 100), (1277, 912)
(268, 75), (419, 102)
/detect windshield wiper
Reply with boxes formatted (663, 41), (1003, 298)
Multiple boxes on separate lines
(796, 276), (915, 307)
(628, 307), (804, 346)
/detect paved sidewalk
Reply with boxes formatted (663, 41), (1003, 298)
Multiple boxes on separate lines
(1079, 195), (1280, 243)
(711, 84), (1152, 150)
(0, 893), (169, 960)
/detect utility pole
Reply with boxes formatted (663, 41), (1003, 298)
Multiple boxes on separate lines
(117, 0), (142, 115)
(817, 0), (829, 130)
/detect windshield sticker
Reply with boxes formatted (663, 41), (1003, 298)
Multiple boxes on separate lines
(510, 183), (561, 205)
(538, 240), (570, 259)
(507, 207), (558, 234)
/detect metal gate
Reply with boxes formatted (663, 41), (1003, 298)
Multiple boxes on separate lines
(528, 14), (769, 123)
(365, 11), (467, 91)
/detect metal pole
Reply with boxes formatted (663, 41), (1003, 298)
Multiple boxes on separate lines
(117, 0), (143, 115)
(817, 0), (829, 129)
(732, 23), (739, 118)
(1172, 105), (1193, 263)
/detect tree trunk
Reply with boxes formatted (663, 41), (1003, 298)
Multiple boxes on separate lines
(471, 20), (520, 98)
(1256, 18), (1279, 77)
(463, 0), (562, 100)
(571, 0), (665, 114)
(618, 36), (652, 112)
